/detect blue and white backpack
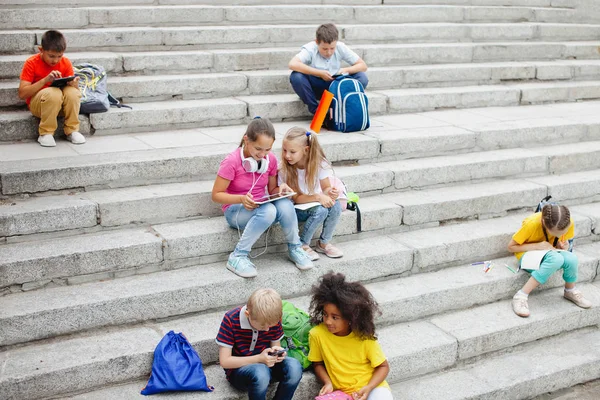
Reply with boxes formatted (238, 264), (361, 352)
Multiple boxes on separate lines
(328, 76), (370, 132)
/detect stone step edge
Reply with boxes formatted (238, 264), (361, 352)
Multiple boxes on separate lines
(3, 280), (598, 400)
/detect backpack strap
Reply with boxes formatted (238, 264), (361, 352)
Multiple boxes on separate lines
(108, 93), (132, 109)
(542, 226), (559, 247)
(346, 201), (362, 233)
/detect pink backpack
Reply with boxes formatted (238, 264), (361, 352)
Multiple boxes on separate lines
(328, 176), (348, 210)
(315, 390), (353, 400)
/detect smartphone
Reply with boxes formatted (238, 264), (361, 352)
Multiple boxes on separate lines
(268, 349), (286, 356)
(50, 76), (76, 88)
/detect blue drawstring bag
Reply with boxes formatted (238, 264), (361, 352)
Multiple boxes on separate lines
(141, 331), (214, 395)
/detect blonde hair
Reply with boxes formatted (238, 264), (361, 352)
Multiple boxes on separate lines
(280, 127), (330, 195)
(247, 288), (283, 326)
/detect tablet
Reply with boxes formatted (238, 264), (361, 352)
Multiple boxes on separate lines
(254, 192), (296, 205)
(50, 76), (76, 88)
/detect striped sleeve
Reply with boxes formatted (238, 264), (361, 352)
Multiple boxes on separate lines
(270, 321), (285, 342)
(216, 313), (234, 348)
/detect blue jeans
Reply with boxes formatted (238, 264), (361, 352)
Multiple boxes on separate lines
(224, 199), (302, 257)
(521, 250), (578, 285)
(290, 71), (369, 114)
(228, 357), (303, 400)
(296, 201), (342, 245)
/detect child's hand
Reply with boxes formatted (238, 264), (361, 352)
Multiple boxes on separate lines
(557, 240), (569, 250)
(326, 187), (339, 200)
(318, 70), (334, 82)
(67, 76), (80, 88)
(241, 193), (257, 210)
(537, 241), (555, 251)
(260, 348), (277, 367)
(352, 387), (371, 400)
(278, 183), (293, 195)
(44, 70), (62, 83)
(270, 346), (287, 363)
(318, 194), (334, 208)
(319, 383), (334, 395)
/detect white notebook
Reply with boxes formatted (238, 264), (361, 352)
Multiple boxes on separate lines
(520, 250), (569, 270)
(294, 201), (320, 211)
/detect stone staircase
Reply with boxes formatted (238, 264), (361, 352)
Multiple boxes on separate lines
(2, 1), (600, 399)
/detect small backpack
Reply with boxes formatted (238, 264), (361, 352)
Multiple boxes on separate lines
(328, 77), (370, 133)
(329, 176), (361, 232)
(74, 63), (130, 114)
(535, 195), (573, 251)
(281, 301), (313, 370)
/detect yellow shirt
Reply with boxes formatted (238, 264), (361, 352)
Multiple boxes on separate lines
(307, 324), (389, 394)
(512, 212), (574, 260)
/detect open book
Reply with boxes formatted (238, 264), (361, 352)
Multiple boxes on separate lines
(294, 201), (320, 211)
(520, 250), (569, 270)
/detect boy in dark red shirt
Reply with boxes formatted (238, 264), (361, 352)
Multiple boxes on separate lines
(216, 288), (303, 400)
(18, 30), (85, 147)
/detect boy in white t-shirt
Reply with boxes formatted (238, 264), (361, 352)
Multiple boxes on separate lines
(288, 23), (368, 118)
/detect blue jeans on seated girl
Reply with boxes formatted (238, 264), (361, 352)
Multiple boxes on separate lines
(521, 250), (578, 285)
(224, 199), (303, 256)
(228, 357), (303, 400)
(295, 200), (342, 245)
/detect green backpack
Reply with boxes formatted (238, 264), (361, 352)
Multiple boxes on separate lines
(281, 301), (313, 370)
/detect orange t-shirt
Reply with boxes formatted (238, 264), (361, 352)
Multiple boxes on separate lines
(20, 53), (75, 105)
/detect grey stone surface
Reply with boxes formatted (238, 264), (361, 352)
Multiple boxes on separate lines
(391, 329), (600, 400)
(122, 50), (213, 73)
(0, 236), (413, 346)
(430, 284), (600, 360)
(527, 169), (600, 203)
(0, 111), (90, 142)
(382, 85), (520, 113)
(0, 196), (97, 237)
(377, 148), (547, 189)
(0, 9), (89, 29)
(0, 229), (163, 287)
(0, 143), (234, 195)
(387, 179), (547, 225)
(0, 31), (35, 53)
(89, 98), (247, 133)
(533, 141), (600, 174)
(88, 6), (224, 26)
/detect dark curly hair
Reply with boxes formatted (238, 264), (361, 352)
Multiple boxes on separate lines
(309, 272), (380, 340)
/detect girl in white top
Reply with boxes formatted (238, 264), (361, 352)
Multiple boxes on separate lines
(278, 127), (343, 260)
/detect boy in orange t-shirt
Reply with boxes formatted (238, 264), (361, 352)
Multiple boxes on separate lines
(19, 30), (85, 147)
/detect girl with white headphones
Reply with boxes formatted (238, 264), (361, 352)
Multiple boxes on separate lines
(211, 118), (314, 278)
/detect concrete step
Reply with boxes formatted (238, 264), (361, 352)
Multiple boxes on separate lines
(4, 23), (600, 53)
(3, 171), (597, 291)
(0, 234), (413, 346)
(2, 106), (600, 193)
(378, 80), (600, 114)
(2, 195), (599, 346)
(0, 0), (572, 7)
(0, 5), (575, 30)
(0, 147), (555, 236)
(5, 60), (600, 107)
(5, 79), (600, 140)
(3, 282), (599, 400)
(391, 327), (600, 400)
(3, 41), (599, 80)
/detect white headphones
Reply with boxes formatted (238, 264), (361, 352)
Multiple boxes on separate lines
(240, 146), (269, 174)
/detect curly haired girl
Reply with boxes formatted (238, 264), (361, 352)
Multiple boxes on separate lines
(307, 272), (392, 400)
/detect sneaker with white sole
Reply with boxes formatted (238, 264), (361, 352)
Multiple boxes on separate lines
(226, 254), (257, 278)
(315, 240), (344, 258)
(288, 246), (314, 270)
(564, 289), (592, 309)
(67, 131), (86, 144)
(38, 134), (56, 147)
(302, 245), (320, 261)
(512, 293), (530, 317)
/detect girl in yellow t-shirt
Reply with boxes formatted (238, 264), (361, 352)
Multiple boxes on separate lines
(307, 272), (392, 400)
(508, 204), (592, 318)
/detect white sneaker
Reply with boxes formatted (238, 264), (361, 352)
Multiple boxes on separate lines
(38, 135), (56, 147)
(564, 289), (593, 309)
(67, 131), (86, 144)
(512, 293), (530, 318)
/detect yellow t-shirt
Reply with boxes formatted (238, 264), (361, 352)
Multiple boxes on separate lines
(307, 324), (389, 395)
(512, 212), (574, 260)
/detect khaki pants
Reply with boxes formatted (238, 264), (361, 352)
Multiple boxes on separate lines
(29, 86), (81, 136)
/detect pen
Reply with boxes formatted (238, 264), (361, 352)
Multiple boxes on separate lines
(504, 264), (517, 274)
